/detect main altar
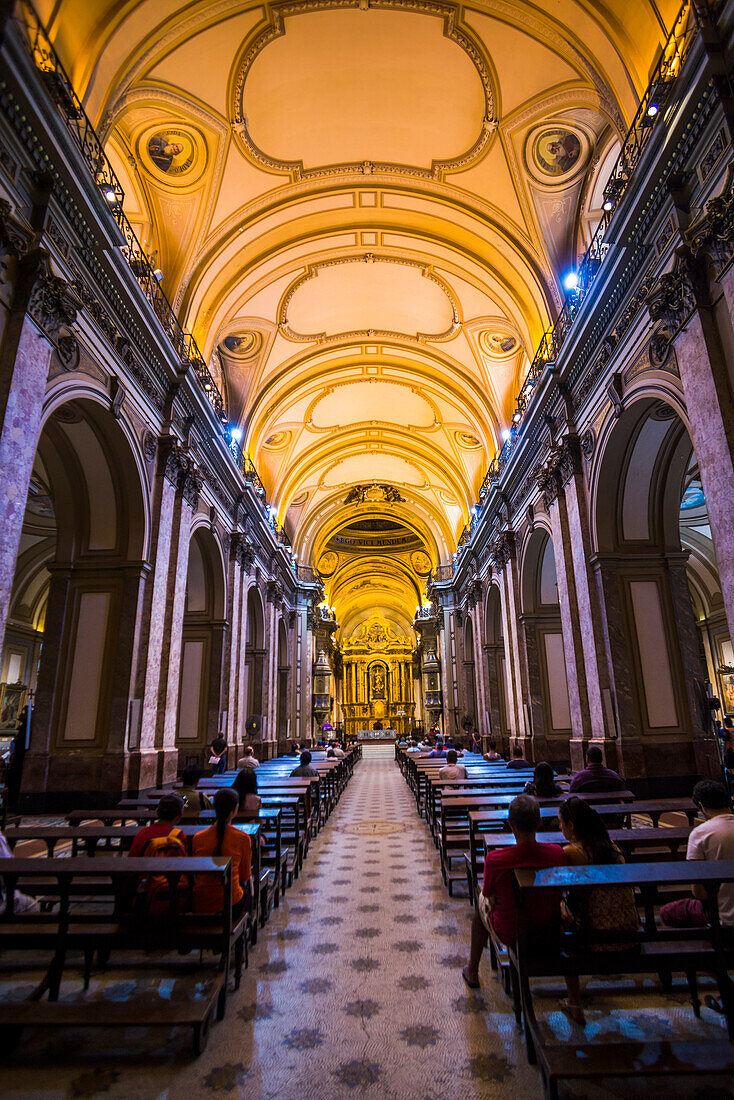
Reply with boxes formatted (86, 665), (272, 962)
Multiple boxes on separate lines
(340, 614), (415, 739)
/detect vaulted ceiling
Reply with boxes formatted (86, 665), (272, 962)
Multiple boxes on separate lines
(41, 0), (678, 640)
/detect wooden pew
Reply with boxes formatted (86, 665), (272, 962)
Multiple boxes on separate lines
(0, 856), (239, 1054)
(511, 861), (734, 1098)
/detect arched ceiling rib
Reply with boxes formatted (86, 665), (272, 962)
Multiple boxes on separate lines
(40, 0), (675, 637)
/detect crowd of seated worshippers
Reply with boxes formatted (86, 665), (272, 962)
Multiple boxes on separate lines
(458, 769), (734, 1022)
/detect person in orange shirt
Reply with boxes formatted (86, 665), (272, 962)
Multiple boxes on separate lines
(192, 788), (252, 919)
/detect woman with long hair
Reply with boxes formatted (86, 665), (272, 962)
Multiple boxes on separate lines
(524, 762), (563, 799)
(557, 797), (639, 1024)
(192, 788), (252, 918)
(232, 767), (261, 818)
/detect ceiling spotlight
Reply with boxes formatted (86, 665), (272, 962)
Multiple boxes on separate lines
(230, 427), (243, 442)
(647, 101), (660, 118)
(512, 410), (522, 424)
(563, 271), (579, 292)
(204, 382), (212, 391)
(501, 428), (511, 442)
(101, 185), (117, 203)
(602, 197), (614, 212)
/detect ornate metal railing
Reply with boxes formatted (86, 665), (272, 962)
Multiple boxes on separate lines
(13, 0), (270, 503)
(477, 0), (705, 503)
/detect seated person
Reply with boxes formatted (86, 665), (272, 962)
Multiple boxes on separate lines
(237, 745), (259, 770)
(232, 767), (261, 817)
(330, 740), (345, 759)
(569, 744), (625, 793)
(192, 788), (252, 920)
(290, 750), (319, 778)
(524, 762), (563, 799)
(128, 794), (185, 857)
(558, 797), (639, 1024)
(428, 739), (448, 758)
(406, 739), (421, 753)
(463, 794), (565, 988)
(439, 749), (468, 781)
(0, 830), (38, 914)
(661, 779), (734, 930)
(483, 740), (502, 762)
(179, 767), (212, 817)
(506, 745), (530, 769)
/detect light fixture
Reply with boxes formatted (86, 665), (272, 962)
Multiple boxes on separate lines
(563, 271), (579, 292)
(647, 101), (660, 118)
(153, 268), (164, 282)
(512, 410), (522, 424)
(230, 427), (243, 442)
(204, 381), (212, 392)
(501, 428), (511, 442)
(100, 185), (117, 203)
(602, 197), (615, 212)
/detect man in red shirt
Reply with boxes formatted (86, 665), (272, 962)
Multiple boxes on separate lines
(462, 794), (565, 988)
(127, 794), (185, 857)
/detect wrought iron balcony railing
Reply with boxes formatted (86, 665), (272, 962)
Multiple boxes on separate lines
(477, 0), (707, 506)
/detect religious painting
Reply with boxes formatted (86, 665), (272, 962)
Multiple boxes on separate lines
(0, 683), (28, 731)
(411, 550), (432, 575)
(317, 551), (338, 576)
(721, 670), (734, 715)
(139, 125), (206, 186)
(527, 124), (588, 183)
(220, 331), (262, 359)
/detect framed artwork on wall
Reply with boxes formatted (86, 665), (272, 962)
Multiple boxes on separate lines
(0, 683), (28, 731)
(719, 667), (734, 715)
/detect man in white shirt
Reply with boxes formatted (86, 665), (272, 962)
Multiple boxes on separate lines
(438, 750), (468, 781)
(661, 779), (734, 928)
(237, 745), (259, 770)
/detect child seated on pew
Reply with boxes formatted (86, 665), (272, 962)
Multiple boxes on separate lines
(192, 789), (252, 920)
(232, 768), (261, 819)
(558, 797), (640, 1024)
(524, 762), (563, 799)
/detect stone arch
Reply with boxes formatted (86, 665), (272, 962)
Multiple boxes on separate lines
(461, 614), (478, 734)
(176, 524), (227, 764)
(276, 616), (290, 743)
(519, 527), (571, 764)
(484, 583), (509, 747)
(7, 397), (149, 808)
(590, 394), (721, 779)
(245, 584), (266, 734)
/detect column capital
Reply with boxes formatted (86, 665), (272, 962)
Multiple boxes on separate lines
(490, 530), (517, 573)
(22, 249), (78, 342)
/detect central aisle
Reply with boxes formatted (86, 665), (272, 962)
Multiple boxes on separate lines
(161, 744), (541, 1099)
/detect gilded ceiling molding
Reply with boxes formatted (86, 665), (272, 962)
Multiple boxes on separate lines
(277, 255), (461, 343)
(231, 0), (497, 182)
(301, 377), (442, 434)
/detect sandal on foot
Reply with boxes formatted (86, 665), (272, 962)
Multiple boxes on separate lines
(558, 998), (585, 1025)
(462, 967), (480, 989)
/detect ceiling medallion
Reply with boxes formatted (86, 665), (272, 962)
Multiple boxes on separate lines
(218, 330), (262, 359)
(344, 483), (406, 505)
(525, 123), (590, 185)
(138, 123), (207, 188)
(263, 429), (291, 449)
(231, 0), (496, 182)
(454, 430), (481, 449)
(317, 550), (339, 576)
(478, 330), (519, 359)
(411, 550), (432, 575)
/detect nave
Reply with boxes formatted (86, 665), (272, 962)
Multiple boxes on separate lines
(3, 746), (731, 1100)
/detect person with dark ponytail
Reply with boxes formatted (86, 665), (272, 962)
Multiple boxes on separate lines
(192, 788), (252, 919)
(557, 797), (639, 1024)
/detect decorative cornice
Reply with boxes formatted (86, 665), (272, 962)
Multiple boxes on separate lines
(0, 199), (31, 264)
(536, 435), (581, 508)
(644, 253), (698, 368)
(231, 532), (256, 571)
(161, 440), (202, 507)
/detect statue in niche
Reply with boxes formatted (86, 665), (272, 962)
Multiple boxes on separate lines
(371, 664), (386, 698)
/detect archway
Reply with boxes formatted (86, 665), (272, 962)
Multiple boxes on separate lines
(176, 527), (226, 768)
(484, 584), (509, 750)
(245, 586), (266, 737)
(276, 617), (290, 744)
(592, 396), (723, 781)
(462, 616), (478, 737)
(2, 398), (148, 808)
(520, 528), (572, 764)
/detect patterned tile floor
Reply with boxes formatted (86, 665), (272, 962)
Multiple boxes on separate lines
(2, 746), (732, 1099)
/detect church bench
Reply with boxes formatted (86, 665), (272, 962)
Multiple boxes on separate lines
(0, 855), (240, 1055)
(510, 860), (734, 1097)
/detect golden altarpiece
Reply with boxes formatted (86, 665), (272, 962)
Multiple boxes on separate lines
(340, 615), (414, 738)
